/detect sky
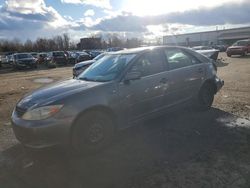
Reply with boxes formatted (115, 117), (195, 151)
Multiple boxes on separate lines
(0, 0), (250, 42)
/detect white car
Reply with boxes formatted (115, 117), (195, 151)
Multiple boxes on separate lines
(192, 46), (219, 60)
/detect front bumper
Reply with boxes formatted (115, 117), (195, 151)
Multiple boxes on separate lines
(11, 110), (73, 149)
(214, 77), (224, 93)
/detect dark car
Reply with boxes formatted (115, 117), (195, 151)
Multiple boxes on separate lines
(73, 53), (107, 77)
(213, 45), (228, 52)
(12, 46), (223, 153)
(66, 51), (78, 64)
(12, 53), (37, 69)
(46, 51), (67, 67)
(226, 39), (250, 57)
(75, 52), (92, 63)
(37, 53), (48, 64)
(88, 50), (103, 59)
(107, 47), (124, 52)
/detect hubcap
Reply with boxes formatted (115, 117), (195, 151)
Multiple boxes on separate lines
(86, 122), (104, 143)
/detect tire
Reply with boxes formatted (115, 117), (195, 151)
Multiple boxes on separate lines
(242, 51), (247, 56)
(227, 53), (231, 57)
(71, 111), (115, 154)
(196, 83), (215, 111)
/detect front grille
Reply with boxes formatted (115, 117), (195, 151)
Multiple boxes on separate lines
(15, 106), (27, 117)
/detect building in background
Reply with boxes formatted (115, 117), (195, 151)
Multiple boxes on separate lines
(77, 38), (102, 50)
(163, 26), (250, 47)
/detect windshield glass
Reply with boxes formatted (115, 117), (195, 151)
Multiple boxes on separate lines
(16, 54), (33, 59)
(233, 41), (248, 46)
(78, 54), (136, 82)
(53, 52), (65, 56)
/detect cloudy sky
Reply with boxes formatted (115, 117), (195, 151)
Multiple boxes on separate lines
(0, 0), (250, 42)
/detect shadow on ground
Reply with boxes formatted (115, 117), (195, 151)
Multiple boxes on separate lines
(1, 108), (250, 188)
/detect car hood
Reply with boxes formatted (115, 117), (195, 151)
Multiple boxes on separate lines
(17, 79), (104, 109)
(74, 60), (95, 68)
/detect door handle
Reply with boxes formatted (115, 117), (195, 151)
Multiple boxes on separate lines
(197, 68), (204, 73)
(160, 78), (168, 84)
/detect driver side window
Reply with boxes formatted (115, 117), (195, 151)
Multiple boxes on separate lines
(130, 50), (165, 77)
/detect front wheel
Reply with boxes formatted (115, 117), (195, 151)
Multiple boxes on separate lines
(71, 111), (115, 154)
(196, 83), (215, 111)
(242, 51), (248, 56)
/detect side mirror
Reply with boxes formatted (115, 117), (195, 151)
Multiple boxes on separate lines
(124, 71), (142, 82)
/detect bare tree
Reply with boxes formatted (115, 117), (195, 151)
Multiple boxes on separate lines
(63, 33), (70, 50)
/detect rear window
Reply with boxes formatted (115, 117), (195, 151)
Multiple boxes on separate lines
(53, 52), (65, 56)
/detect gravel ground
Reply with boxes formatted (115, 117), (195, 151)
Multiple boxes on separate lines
(0, 53), (249, 188)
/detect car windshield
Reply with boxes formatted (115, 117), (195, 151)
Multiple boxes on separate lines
(16, 54), (33, 59)
(78, 54), (136, 82)
(53, 52), (64, 56)
(233, 41), (248, 46)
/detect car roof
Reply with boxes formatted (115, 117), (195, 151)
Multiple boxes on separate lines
(13, 53), (30, 55)
(237, 39), (250, 42)
(109, 46), (189, 55)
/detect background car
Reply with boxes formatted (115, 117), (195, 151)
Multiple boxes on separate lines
(106, 47), (124, 52)
(0, 55), (14, 68)
(73, 53), (107, 77)
(12, 53), (37, 69)
(226, 39), (250, 57)
(66, 51), (78, 64)
(37, 53), (48, 64)
(30, 52), (38, 59)
(192, 46), (219, 60)
(87, 50), (103, 59)
(213, 45), (228, 52)
(45, 51), (67, 67)
(75, 52), (92, 63)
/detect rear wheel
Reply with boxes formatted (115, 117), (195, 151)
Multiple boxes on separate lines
(196, 83), (215, 111)
(227, 53), (231, 57)
(71, 111), (115, 154)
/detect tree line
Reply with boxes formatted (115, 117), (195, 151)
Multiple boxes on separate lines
(0, 33), (74, 53)
(0, 33), (144, 53)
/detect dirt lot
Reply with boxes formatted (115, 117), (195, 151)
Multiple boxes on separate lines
(0, 53), (250, 188)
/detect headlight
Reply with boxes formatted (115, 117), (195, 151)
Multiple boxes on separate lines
(22, 105), (63, 120)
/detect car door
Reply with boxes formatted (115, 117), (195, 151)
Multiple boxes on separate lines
(118, 49), (169, 122)
(164, 48), (206, 105)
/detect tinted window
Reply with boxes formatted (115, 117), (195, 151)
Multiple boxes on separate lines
(16, 54), (33, 59)
(165, 49), (200, 70)
(131, 50), (165, 77)
(53, 52), (65, 56)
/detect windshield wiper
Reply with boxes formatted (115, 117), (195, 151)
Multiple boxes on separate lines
(78, 77), (94, 81)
